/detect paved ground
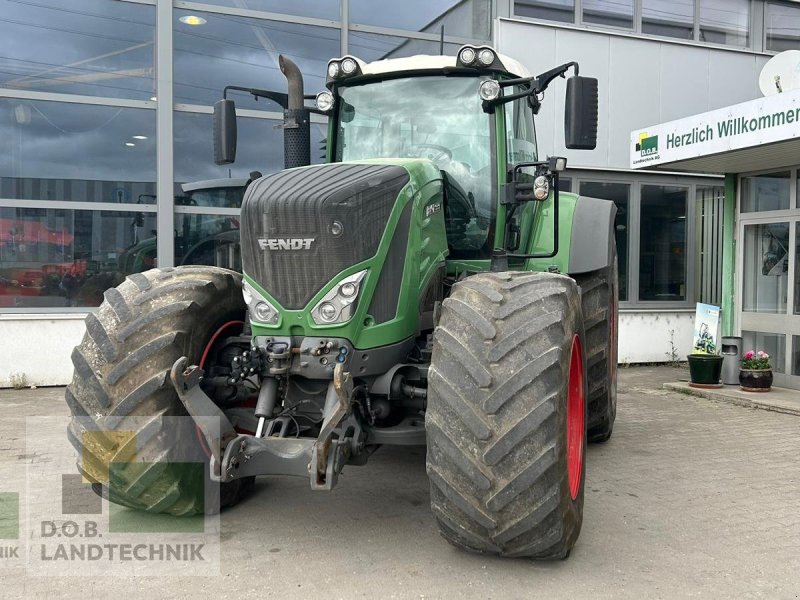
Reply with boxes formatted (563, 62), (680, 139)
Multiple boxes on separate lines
(1, 365), (799, 599)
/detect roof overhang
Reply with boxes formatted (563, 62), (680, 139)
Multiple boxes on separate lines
(630, 88), (800, 175)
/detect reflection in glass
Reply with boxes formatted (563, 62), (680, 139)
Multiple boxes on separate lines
(173, 10), (339, 108)
(350, 0), (491, 39)
(173, 111), (327, 184)
(741, 172), (790, 213)
(642, 0), (694, 39)
(0, 0), (155, 100)
(0, 100), (156, 202)
(793, 336), (800, 376)
(175, 213), (241, 271)
(195, 0), (340, 20)
(742, 223), (788, 314)
(348, 32), (459, 63)
(639, 185), (687, 301)
(583, 0), (634, 29)
(742, 330), (785, 374)
(0, 207), (156, 308)
(699, 0), (749, 46)
(794, 223), (800, 315)
(766, 2), (800, 52)
(514, 0), (575, 24)
(580, 182), (629, 301)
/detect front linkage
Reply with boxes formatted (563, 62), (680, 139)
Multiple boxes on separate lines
(170, 357), (363, 491)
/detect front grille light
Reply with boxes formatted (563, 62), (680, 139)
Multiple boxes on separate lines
(243, 280), (279, 325)
(311, 270), (367, 326)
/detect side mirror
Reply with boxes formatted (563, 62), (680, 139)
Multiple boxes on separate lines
(213, 99), (237, 165)
(564, 76), (598, 150)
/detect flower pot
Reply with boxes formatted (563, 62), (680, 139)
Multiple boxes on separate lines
(739, 368), (773, 392)
(687, 354), (723, 387)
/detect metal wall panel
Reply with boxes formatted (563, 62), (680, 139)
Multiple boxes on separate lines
(497, 19), (770, 170)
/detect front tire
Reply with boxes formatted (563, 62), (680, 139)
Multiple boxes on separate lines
(426, 272), (587, 559)
(65, 266), (251, 516)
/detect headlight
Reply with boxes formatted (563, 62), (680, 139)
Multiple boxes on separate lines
(315, 90), (334, 112)
(459, 47), (476, 65)
(242, 280), (279, 325)
(534, 175), (550, 201)
(327, 61), (339, 78)
(479, 79), (500, 101)
(478, 48), (495, 66)
(341, 57), (357, 74)
(311, 270), (367, 326)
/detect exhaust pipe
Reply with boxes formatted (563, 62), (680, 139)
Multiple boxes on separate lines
(279, 55), (311, 169)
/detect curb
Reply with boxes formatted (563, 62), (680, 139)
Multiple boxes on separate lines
(663, 382), (800, 417)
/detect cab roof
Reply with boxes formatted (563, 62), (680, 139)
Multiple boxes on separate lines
(357, 53), (531, 79)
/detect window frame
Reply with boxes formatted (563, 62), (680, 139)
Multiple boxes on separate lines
(568, 169), (724, 310)
(509, 0), (759, 51)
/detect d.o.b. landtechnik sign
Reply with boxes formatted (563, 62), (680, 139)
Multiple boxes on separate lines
(630, 88), (800, 169)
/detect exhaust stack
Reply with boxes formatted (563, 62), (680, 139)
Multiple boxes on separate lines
(279, 55), (311, 170)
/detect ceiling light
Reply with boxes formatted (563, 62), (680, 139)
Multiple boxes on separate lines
(179, 15), (207, 26)
(125, 142), (135, 147)
(132, 135), (148, 140)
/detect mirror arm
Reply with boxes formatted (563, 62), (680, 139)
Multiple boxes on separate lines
(483, 62), (580, 113)
(223, 85), (289, 109)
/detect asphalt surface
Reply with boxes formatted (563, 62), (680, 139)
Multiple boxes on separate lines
(1, 365), (799, 599)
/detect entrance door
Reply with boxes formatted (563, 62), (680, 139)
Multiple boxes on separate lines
(736, 170), (799, 389)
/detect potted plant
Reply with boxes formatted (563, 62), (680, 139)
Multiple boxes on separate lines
(740, 350), (773, 392)
(687, 323), (723, 387)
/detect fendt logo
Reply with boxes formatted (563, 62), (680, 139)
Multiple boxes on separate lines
(257, 237), (315, 250)
(635, 132), (658, 157)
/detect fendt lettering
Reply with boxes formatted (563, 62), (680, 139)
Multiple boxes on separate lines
(257, 238), (315, 250)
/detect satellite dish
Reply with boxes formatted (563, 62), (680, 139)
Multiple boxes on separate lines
(759, 50), (800, 96)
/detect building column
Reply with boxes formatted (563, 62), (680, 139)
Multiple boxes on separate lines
(156, 0), (174, 267)
(721, 173), (736, 336)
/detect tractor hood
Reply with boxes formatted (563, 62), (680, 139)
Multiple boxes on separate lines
(240, 159), (448, 348)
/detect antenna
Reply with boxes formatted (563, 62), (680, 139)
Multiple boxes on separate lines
(758, 50), (800, 97)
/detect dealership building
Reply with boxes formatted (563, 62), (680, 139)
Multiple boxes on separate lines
(0, 0), (797, 385)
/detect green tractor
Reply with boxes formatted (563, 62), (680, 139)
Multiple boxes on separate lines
(66, 46), (617, 559)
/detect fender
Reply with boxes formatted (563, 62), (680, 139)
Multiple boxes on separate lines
(568, 195), (617, 275)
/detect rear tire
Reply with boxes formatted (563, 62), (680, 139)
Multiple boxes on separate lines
(574, 250), (618, 443)
(65, 266), (252, 516)
(426, 271), (587, 559)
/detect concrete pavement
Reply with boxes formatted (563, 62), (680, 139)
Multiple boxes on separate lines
(0, 365), (798, 598)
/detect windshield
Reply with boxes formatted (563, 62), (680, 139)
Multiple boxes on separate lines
(335, 76), (494, 259)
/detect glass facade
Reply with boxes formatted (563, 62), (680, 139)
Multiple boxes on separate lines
(1, 0), (491, 311)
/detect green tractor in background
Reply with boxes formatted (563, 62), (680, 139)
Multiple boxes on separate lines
(66, 45), (617, 559)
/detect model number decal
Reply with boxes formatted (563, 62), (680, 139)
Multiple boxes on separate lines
(425, 203), (442, 217)
(258, 238), (315, 250)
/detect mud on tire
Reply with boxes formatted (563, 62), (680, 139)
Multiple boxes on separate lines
(426, 271), (587, 559)
(65, 266), (250, 516)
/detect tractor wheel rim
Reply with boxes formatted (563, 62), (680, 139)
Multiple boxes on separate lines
(567, 334), (585, 501)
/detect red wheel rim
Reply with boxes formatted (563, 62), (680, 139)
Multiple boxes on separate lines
(567, 334), (585, 501)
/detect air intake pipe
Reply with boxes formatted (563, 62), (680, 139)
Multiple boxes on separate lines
(279, 55), (311, 169)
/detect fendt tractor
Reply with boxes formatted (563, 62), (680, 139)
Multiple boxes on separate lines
(66, 45), (618, 559)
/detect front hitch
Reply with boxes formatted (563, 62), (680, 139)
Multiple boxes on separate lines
(170, 356), (356, 490)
